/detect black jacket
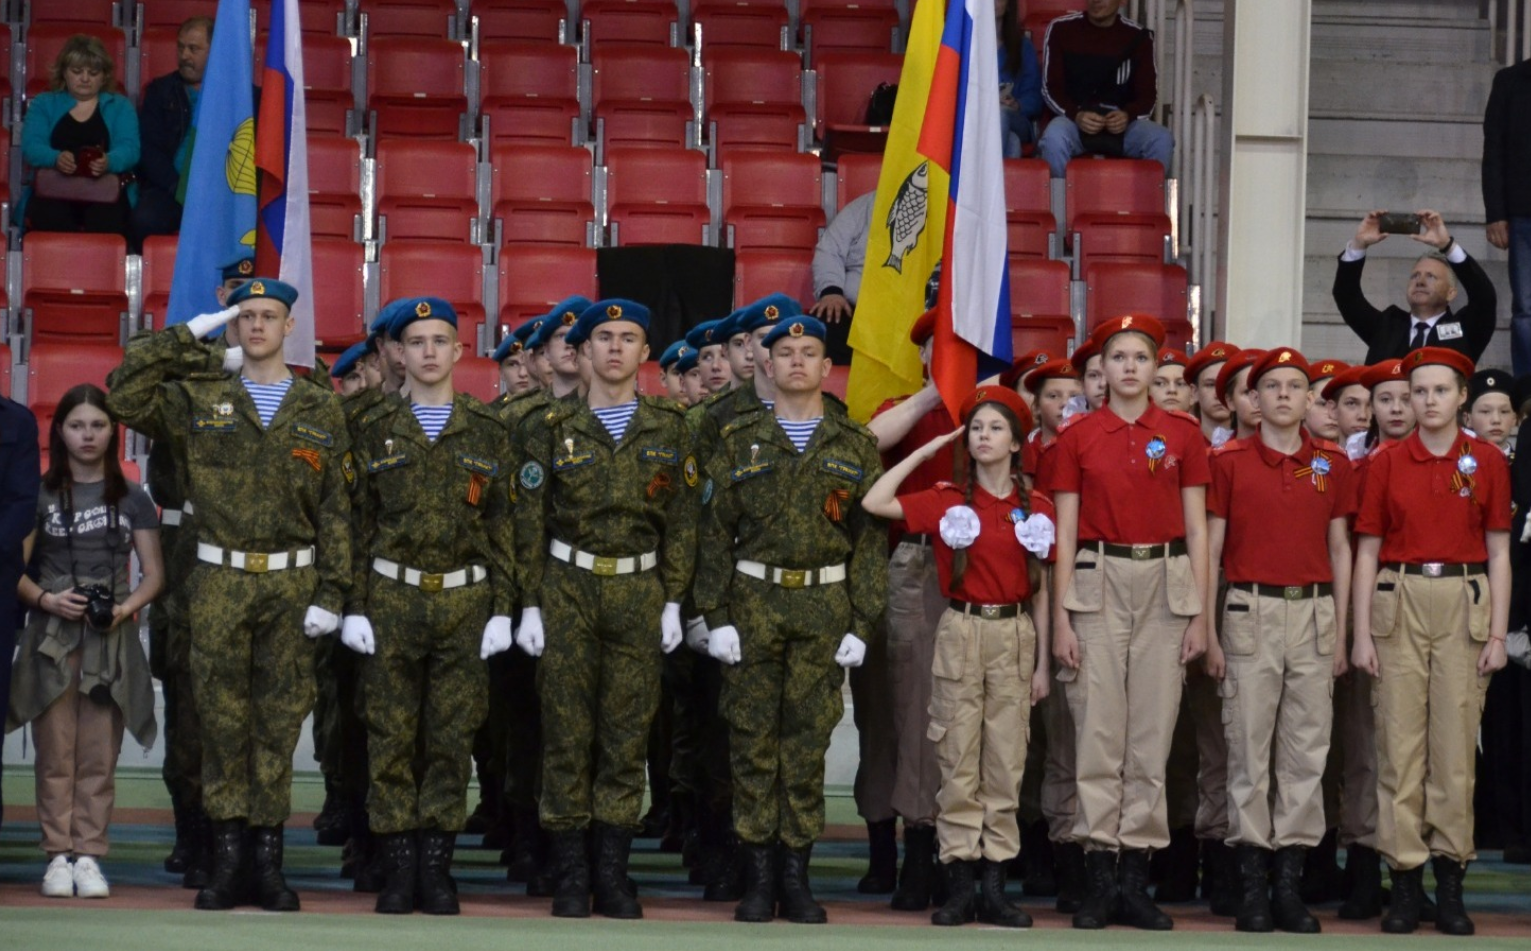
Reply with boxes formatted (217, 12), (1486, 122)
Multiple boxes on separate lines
(1484, 60), (1531, 222)
(138, 71), (193, 196)
(1332, 250), (1498, 364)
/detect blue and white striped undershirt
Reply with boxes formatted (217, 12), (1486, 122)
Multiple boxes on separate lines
(241, 377), (292, 428)
(592, 400), (638, 442)
(777, 417), (821, 453)
(411, 403), (453, 442)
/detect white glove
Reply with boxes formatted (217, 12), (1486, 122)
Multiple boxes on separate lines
(708, 624), (742, 665)
(1345, 431), (1370, 462)
(660, 602), (683, 654)
(221, 345), (244, 373)
(939, 504), (981, 549)
(481, 615), (513, 659)
(1507, 629), (1531, 670)
(186, 304), (241, 340)
(340, 615), (375, 655)
(1211, 426), (1236, 449)
(303, 605), (339, 638)
(1061, 393), (1089, 421)
(684, 616), (710, 654)
(516, 607), (545, 657)
(835, 633), (867, 668)
(1015, 512), (1056, 558)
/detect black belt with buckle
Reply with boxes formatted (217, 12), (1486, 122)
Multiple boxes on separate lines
(901, 533), (933, 547)
(949, 598), (1023, 620)
(1093, 539), (1188, 560)
(1387, 562), (1487, 578)
(1229, 581), (1334, 600)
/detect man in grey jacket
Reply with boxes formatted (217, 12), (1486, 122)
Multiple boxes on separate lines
(811, 191), (874, 364)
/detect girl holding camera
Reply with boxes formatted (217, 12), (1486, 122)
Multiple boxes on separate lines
(7, 384), (162, 898)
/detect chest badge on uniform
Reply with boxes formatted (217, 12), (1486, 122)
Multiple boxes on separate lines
(215, 402), (233, 417)
(341, 451), (356, 485)
(647, 471), (672, 499)
(1295, 452), (1330, 493)
(1451, 444), (1478, 499)
(823, 488), (850, 522)
(520, 461), (546, 490)
(291, 447), (322, 472)
(683, 454), (699, 487)
(1146, 435), (1168, 473)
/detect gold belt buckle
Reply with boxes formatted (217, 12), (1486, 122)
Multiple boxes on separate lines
(420, 572), (445, 593)
(243, 552), (269, 573)
(1422, 562), (1445, 578)
(980, 604), (1002, 620)
(779, 569), (807, 589)
(1131, 545), (1152, 560)
(591, 555), (619, 577)
(1284, 586), (1302, 600)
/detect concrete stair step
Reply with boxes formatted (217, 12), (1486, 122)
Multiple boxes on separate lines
(1312, 0), (1484, 22)
(1308, 59), (1496, 121)
(1306, 154), (1486, 223)
(1309, 116), (1481, 161)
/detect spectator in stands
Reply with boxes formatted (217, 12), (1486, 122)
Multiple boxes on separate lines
(1333, 210), (1497, 365)
(21, 35), (140, 241)
(132, 16), (213, 245)
(1036, 0), (1172, 179)
(810, 191), (873, 364)
(0, 398), (40, 832)
(8, 385), (162, 899)
(1483, 57), (1531, 376)
(996, 0), (1042, 158)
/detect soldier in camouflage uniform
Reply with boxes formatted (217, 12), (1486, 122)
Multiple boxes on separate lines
(339, 297), (517, 915)
(489, 320), (542, 409)
(106, 278), (351, 913)
(514, 299), (697, 920)
(695, 316), (887, 924)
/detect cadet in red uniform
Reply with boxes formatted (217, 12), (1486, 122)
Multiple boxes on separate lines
(1152, 348), (1192, 413)
(1185, 342), (1239, 446)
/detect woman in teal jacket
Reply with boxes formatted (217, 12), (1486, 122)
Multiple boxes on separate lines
(21, 34), (139, 240)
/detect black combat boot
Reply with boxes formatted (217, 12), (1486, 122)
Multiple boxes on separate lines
(249, 826), (300, 912)
(374, 831), (417, 914)
(549, 829), (591, 918)
(776, 844), (827, 924)
(194, 819), (247, 910)
(735, 842), (777, 923)
(1380, 864), (1423, 934)
(1338, 844), (1383, 919)
(1117, 849), (1173, 930)
(858, 818), (898, 894)
(416, 830), (460, 915)
(314, 780), (350, 847)
(977, 858), (1032, 927)
(591, 822), (642, 919)
(1234, 845), (1273, 933)
(352, 810), (386, 894)
(1299, 828), (1343, 903)
(165, 792), (191, 873)
(1019, 820), (1057, 897)
(1054, 840), (1087, 913)
(1071, 850), (1118, 930)
(890, 824), (936, 910)
(1207, 841), (1240, 916)
(181, 806), (211, 889)
(929, 859), (976, 926)
(1153, 826), (1198, 903)
(505, 805), (540, 883)
(703, 826), (745, 902)
(1272, 846), (1319, 933)
(1431, 856), (1475, 936)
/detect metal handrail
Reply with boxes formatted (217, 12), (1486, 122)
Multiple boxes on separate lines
(1491, 0), (1530, 65)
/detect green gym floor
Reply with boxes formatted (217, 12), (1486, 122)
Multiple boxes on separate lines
(3, 767), (1529, 950)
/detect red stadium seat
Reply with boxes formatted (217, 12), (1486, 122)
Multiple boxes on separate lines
(835, 152), (881, 209)
(138, 27), (179, 99)
(704, 47), (807, 157)
(721, 151), (824, 252)
(250, 0), (348, 36)
(813, 50), (901, 160)
(0, 234), (7, 308)
(366, 37), (468, 140)
(592, 43), (693, 155)
(25, 25), (129, 99)
(479, 40), (580, 146)
(1064, 157), (1169, 232)
(637, 359), (664, 397)
(582, 0), (680, 47)
(1004, 157), (1056, 259)
(692, 0), (789, 50)
(799, 0), (900, 60)
(28, 0), (119, 25)
(497, 245), (598, 327)
(23, 233), (129, 344)
(0, 25), (10, 104)
(1161, 317), (1195, 353)
(0, 341), (11, 399)
(28, 341), (125, 451)
(379, 242), (488, 346)
(473, 0), (568, 41)
(375, 139), (479, 243)
(455, 354), (503, 401)
(1008, 257), (1071, 320)
(490, 143), (595, 246)
(1010, 315), (1076, 359)
(0, 127), (9, 206)
(310, 238), (367, 347)
(359, 0), (462, 38)
(733, 248), (813, 309)
(605, 146), (711, 245)
(1084, 261), (1188, 333)
(139, 0), (221, 29)
(140, 235), (178, 329)
(307, 134), (365, 240)
(256, 33), (354, 134)
(823, 363), (850, 399)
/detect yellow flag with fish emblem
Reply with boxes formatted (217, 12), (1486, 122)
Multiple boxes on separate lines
(845, 0), (951, 421)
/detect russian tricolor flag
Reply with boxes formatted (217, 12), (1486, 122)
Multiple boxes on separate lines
(256, 0), (316, 366)
(918, 0), (1013, 422)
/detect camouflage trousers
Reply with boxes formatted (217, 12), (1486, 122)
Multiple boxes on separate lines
(537, 561), (664, 833)
(722, 574), (850, 849)
(150, 526), (202, 807)
(187, 563), (318, 826)
(362, 573), (491, 834)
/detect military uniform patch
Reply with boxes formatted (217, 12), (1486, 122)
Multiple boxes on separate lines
(520, 461), (546, 490)
(367, 454), (410, 473)
(820, 458), (865, 482)
(683, 454), (699, 487)
(554, 452), (596, 471)
(193, 416), (238, 433)
(341, 451), (356, 485)
(455, 453), (500, 476)
(702, 478), (714, 505)
(640, 447), (679, 465)
(731, 461), (774, 482)
(292, 447), (322, 472)
(291, 423), (335, 446)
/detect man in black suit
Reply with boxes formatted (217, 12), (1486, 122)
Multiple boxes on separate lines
(1332, 209), (1498, 364)
(0, 395), (40, 829)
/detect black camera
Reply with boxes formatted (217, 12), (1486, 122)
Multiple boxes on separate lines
(73, 584), (116, 630)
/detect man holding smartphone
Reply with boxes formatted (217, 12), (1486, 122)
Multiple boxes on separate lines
(1332, 209), (1497, 364)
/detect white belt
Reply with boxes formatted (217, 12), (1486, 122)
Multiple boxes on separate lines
(550, 539), (657, 576)
(160, 500), (193, 526)
(197, 542), (314, 573)
(373, 558), (487, 592)
(735, 560), (847, 589)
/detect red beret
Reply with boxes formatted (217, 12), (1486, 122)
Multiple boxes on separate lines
(1022, 359), (1081, 395)
(909, 308), (937, 346)
(1404, 346), (1475, 380)
(1184, 341), (1239, 384)
(1090, 314), (1165, 352)
(1215, 348), (1265, 405)
(1360, 358), (1406, 391)
(997, 348), (1054, 389)
(1307, 358), (1348, 382)
(1157, 347), (1187, 368)
(1321, 365), (1369, 403)
(960, 384), (1035, 435)
(1247, 347), (1310, 387)
(1068, 338), (1100, 375)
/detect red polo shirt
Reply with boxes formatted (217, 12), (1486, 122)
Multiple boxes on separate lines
(1048, 402), (1211, 544)
(900, 483), (1057, 604)
(1354, 430), (1512, 564)
(1208, 431), (1357, 585)
(874, 397), (956, 541)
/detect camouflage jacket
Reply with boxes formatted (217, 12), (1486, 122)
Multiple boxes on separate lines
(106, 324), (354, 614)
(515, 395), (697, 605)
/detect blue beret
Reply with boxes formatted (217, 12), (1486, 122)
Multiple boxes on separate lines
(220, 256), (255, 282)
(571, 299), (651, 347)
(736, 293), (802, 334)
(511, 318), (540, 344)
(226, 277), (298, 309)
(684, 319), (725, 351)
(659, 340), (689, 370)
(519, 314), (551, 349)
(712, 308), (747, 342)
(369, 300), (403, 340)
(391, 296), (458, 334)
(675, 346), (700, 374)
(528, 297), (592, 349)
(761, 316), (827, 350)
(330, 341), (370, 378)
(492, 329), (526, 363)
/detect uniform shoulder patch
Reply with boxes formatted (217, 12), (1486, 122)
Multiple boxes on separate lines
(820, 458), (865, 482)
(291, 422), (335, 447)
(519, 460), (546, 490)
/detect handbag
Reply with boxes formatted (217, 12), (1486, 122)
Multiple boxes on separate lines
(33, 167), (124, 204)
